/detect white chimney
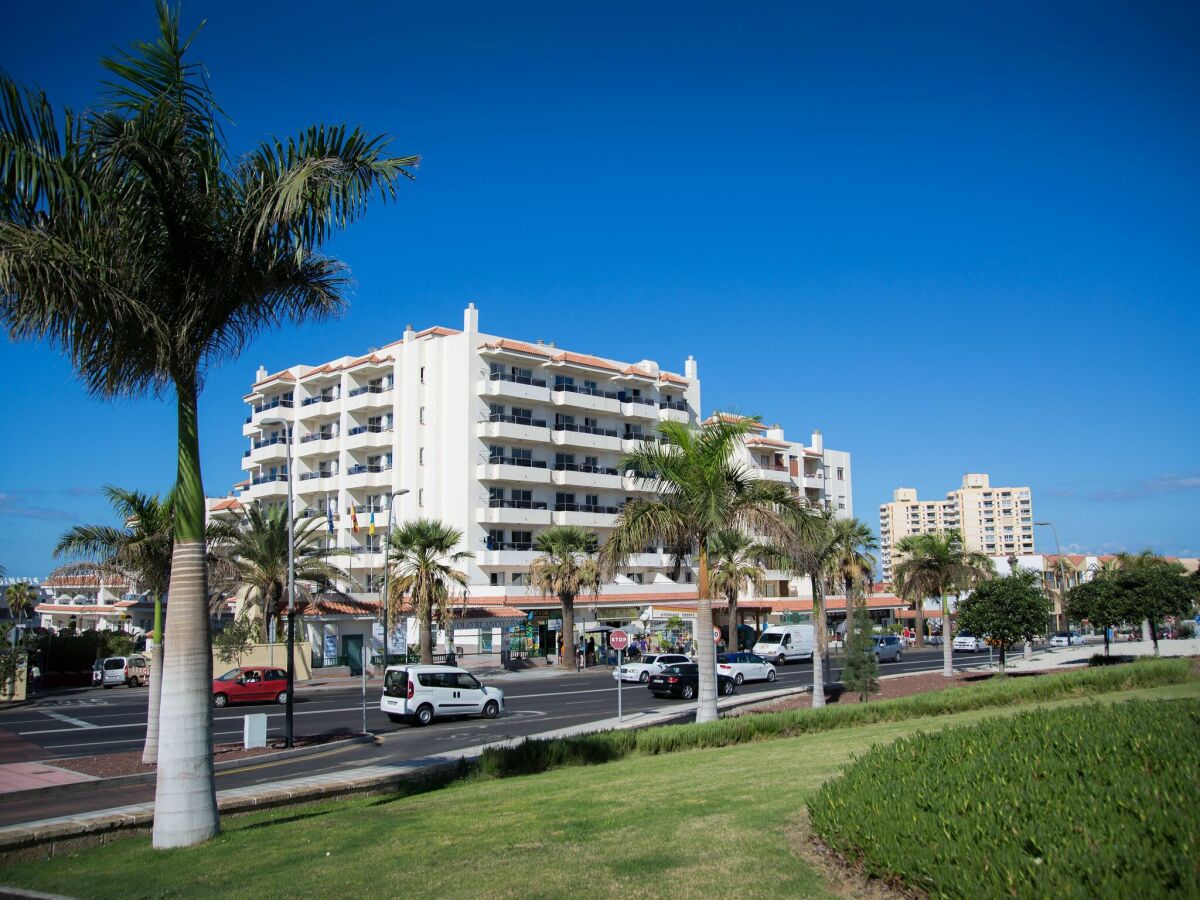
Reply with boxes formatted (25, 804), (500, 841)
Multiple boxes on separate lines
(464, 302), (479, 333)
(684, 355), (698, 379)
(255, 365), (268, 382)
(810, 429), (823, 453)
(403, 323), (415, 344)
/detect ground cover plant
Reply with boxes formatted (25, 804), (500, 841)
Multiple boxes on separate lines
(475, 657), (1194, 778)
(809, 700), (1200, 897)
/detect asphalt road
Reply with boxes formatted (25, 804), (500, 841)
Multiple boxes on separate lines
(0, 645), (1037, 828)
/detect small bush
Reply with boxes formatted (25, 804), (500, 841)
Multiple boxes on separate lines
(1177, 621), (1196, 639)
(1088, 653), (1131, 667)
(808, 700), (1200, 897)
(475, 658), (1194, 779)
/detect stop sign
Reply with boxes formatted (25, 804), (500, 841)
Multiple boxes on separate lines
(713, 626), (722, 643)
(611, 630), (630, 651)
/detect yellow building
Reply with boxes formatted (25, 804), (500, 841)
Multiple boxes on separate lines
(879, 473), (1034, 581)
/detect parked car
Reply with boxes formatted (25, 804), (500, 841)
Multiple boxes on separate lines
(751, 625), (815, 666)
(212, 666), (289, 707)
(871, 634), (904, 662)
(1050, 631), (1085, 647)
(380, 664), (504, 726)
(716, 652), (777, 684)
(613, 653), (692, 684)
(952, 633), (987, 653)
(100, 655), (150, 688)
(648, 663), (736, 700)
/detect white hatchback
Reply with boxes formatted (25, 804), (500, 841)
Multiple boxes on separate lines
(613, 653), (692, 684)
(952, 633), (987, 652)
(716, 652), (777, 685)
(380, 664), (505, 727)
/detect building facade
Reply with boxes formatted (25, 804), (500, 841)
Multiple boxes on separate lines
(879, 473), (1033, 581)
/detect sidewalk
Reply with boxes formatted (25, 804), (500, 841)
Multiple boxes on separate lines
(998, 637), (1198, 673)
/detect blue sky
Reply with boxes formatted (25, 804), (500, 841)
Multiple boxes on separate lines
(2, 1), (1197, 576)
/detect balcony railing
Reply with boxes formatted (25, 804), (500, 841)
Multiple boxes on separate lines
(488, 499), (548, 510)
(553, 423), (618, 437)
(251, 474), (288, 486)
(299, 471), (334, 481)
(347, 464), (390, 476)
(554, 463), (619, 475)
(253, 398), (293, 414)
(622, 395), (657, 407)
(353, 504), (388, 514)
(301, 394), (336, 407)
(252, 435), (289, 450)
(488, 413), (548, 428)
(349, 384), (391, 397)
(485, 541), (534, 551)
(755, 463), (789, 472)
(347, 424), (391, 436)
(300, 432), (335, 444)
(660, 400), (687, 412)
(552, 383), (620, 400)
(299, 507), (334, 518)
(489, 372), (547, 388)
(487, 456), (548, 468)
(311, 653), (348, 669)
(555, 503), (620, 514)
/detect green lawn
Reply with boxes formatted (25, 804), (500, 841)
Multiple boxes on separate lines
(7, 681), (1198, 900)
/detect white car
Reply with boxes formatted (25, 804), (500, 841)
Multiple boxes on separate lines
(380, 664), (504, 726)
(613, 653), (692, 684)
(1050, 631), (1085, 647)
(952, 633), (987, 652)
(716, 652), (777, 685)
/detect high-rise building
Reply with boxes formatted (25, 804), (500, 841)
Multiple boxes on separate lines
(879, 473), (1033, 581)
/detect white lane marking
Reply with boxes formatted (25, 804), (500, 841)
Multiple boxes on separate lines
(39, 710), (97, 730)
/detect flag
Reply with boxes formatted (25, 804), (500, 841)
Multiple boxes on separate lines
(350, 505), (360, 534)
(369, 509), (376, 537)
(326, 500), (334, 535)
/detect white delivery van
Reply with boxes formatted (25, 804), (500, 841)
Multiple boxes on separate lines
(380, 664), (505, 727)
(752, 625), (815, 666)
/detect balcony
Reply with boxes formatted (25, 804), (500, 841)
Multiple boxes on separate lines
(551, 422), (622, 451)
(476, 457), (552, 485)
(550, 383), (621, 414)
(478, 414), (550, 444)
(477, 499), (551, 526)
(478, 372), (550, 404)
(658, 400), (689, 424)
(298, 432), (337, 455)
(345, 385), (392, 413)
(249, 435), (290, 464)
(251, 397), (294, 423)
(298, 470), (336, 484)
(478, 545), (538, 568)
(620, 396), (659, 420)
(802, 474), (824, 490)
(248, 473), (289, 499)
(621, 432), (666, 453)
(552, 503), (619, 529)
(345, 464), (393, 490)
(345, 424), (393, 451)
(552, 463), (622, 490)
(297, 394), (338, 420)
(754, 463), (793, 484)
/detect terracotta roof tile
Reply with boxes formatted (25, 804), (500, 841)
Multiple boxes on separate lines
(705, 413), (767, 431)
(747, 437), (790, 449)
(209, 498), (243, 513)
(416, 326), (460, 338)
(252, 370), (296, 389)
(659, 372), (689, 386)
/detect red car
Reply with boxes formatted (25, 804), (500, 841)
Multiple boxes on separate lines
(212, 666), (289, 707)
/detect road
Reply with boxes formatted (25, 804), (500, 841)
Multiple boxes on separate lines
(0, 646), (1030, 828)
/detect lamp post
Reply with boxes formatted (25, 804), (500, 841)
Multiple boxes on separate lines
(261, 417), (296, 748)
(1035, 521), (1064, 638)
(380, 489), (410, 668)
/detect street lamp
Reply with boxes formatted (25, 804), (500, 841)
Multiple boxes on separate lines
(380, 489), (410, 667)
(260, 417), (296, 748)
(1035, 521), (1064, 637)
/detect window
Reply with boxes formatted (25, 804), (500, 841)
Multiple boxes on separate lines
(489, 445), (504, 461)
(584, 379), (598, 392)
(420, 366), (426, 384)
(512, 530), (532, 547)
(489, 573), (501, 586)
(487, 529), (504, 550)
(836, 467), (844, 480)
(585, 494), (599, 507)
(511, 572), (527, 586)
(419, 447), (425, 466)
(626, 572), (644, 584)
(419, 406), (426, 424)
(418, 489), (424, 507)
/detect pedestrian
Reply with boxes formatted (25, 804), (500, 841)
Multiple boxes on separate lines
(557, 633), (564, 665)
(586, 636), (596, 668)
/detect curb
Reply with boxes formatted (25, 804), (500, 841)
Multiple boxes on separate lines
(0, 735), (377, 806)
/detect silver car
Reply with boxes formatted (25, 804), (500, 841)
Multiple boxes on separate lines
(871, 634), (904, 662)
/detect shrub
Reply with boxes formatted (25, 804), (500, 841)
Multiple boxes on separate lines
(1178, 620), (1196, 639)
(1088, 653), (1130, 667)
(841, 604), (879, 700)
(474, 658), (1193, 778)
(808, 700), (1200, 897)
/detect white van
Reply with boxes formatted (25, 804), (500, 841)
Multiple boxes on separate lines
(752, 625), (815, 666)
(380, 664), (505, 727)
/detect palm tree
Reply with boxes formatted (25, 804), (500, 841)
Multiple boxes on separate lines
(782, 507), (843, 708)
(222, 503), (351, 639)
(602, 417), (796, 723)
(1, 5), (415, 847)
(5, 582), (35, 624)
(707, 529), (776, 653)
(825, 518), (877, 624)
(892, 531), (994, 677)
(385, 520), (473, 664)
(529, 526), (601, 672)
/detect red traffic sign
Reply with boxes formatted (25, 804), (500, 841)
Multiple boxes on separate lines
(713, 626), (722, 643)
(610, 630), (630, 651)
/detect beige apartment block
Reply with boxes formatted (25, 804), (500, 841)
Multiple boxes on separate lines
(880, 473), (1034, 581)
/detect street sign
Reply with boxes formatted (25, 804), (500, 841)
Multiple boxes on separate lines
(713, 626), (721, 643)
(610, 630), (630, 651)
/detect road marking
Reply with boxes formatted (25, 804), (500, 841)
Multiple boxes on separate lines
(39, 710), (97, 730)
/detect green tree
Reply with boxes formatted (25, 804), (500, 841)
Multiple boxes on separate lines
(707, 529), (776, 652)
(892, 531), (995, 677)
(222, 502), (350, 640)
(213, 613), (260, 667)
(782, 507), (845, 709)
(602, 417), (796, 723)
(825, 517), (877, 622)
(0, 4), (416, 846)
(1065, 578), (1125, 656)
(841, 603), (879, 701)
(385, 520), (473, 664)
(955, 569), (1049, 672)
(1111, 558), (1194, 656)
(529, 526), (600, 672)
(5, 581), (36, 623)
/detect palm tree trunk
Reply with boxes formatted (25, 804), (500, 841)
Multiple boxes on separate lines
(941, 592), (953, 677)
(727, 593), (737, 652)
(914, 604), (926, 648)
(811, 581), (826, 709)
(141, 593), (165, 764)
(561, 594), (577, 673)
(419, 600), (433, 664)
(152, 379), (218, 848)
(695, 546), (718, 724)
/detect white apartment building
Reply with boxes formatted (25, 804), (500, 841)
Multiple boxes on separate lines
(879, 473), (1033, 582)
(234, 304), (853, 655)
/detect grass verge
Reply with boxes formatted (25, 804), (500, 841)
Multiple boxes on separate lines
(810, 699), (1200, 897)
(475, 657), (1195, 778)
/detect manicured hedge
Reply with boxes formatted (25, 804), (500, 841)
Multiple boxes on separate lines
(474, 658), (1194, 779)
(808, 700), (1200, 898)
